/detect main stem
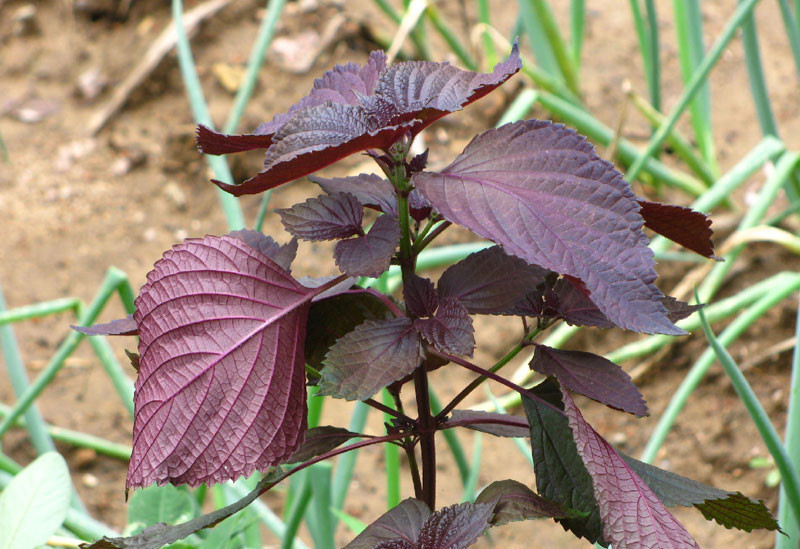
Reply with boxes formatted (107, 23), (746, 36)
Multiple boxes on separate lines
(391, 158), (437, 509)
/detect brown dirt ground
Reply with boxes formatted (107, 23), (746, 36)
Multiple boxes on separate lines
(2, 0), (800, 547)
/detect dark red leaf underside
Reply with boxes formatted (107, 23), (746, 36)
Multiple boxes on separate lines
(228, 230), (297, 271)
(73, 314), (138, 336)
(334, 214), (401, 278)
(414, 298), (475, 357)
(437, 246), (549, 314)
(637, 200), (717, 259)
(415, 120), (682, 335)
(345, 498), (430, 549)
(310, 173), (398, 216)
(562, 389), (699, 548)
(196, 51), (387, 155)
(475, 479), (569, 526)
(530, 344), (648, 416)
(286, 426), (359, 464)
(318, 317), (422, 400)
(404, 274), (439, 318)
(522, 381), (605, 544)
(446, 410), (530, 438)
(408, 189), (433, 222)
(277, 193), (364, 241)
(129, 236), (313, 488)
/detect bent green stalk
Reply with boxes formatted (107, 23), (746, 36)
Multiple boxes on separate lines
(698, 301), (800, 531)
(777, 296), (800, 548)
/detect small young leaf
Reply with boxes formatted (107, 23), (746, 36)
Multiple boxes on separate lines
(408, 189), (433, 222)
(561, 388), (700, 548)
(404, 274), (438, 318)
(522, 380), (605, 544)
(637, 200), (717, 259)
(318, 318), (422, 400)
(622, 455), (780, 532)
(228, 230), (297, 271)
(530, 344), (648, 416)
(345, 499), (429, 549)
(0, 452), (71, 549)
(305, 291), (392, 369)
(446, 410), (530, 438)
(414, 298), (475, 357)
(335, 214), (401, 278)
(287, 426), (360, 463)
(415, 120), (683, 335)
(437, 246), (548, 314)
(129, 236), (317, 488)
(277, 193), (364, 241)
(475, 479), (568, 526)
(73, 314), (138, 336)
(311, 173), (398, 216)
(661, 296), (703, 323)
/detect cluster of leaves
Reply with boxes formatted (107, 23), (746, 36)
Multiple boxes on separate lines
(78, 44), (780, 548)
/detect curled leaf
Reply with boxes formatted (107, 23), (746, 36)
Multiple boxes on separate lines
(73, 314), (138, 336)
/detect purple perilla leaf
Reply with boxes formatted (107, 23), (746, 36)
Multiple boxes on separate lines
(414, 298), (475, 357)
(415, 120), (683, 335)
(562, 388), (700, 548)
(228, 230), (297, 271)
(317, 318), (422, 401)
(408, 189), (432, 222)
(404, 274), (438, 318)
(276, 193), (364, 242)
(73, 314), (138, 336)
(446, 410), (530, 438)
(128, 236), (319, 489)
(637, 200), (718, 259)
(334, 214), (401, 278)
(661, 296), (703, 323)
(310, 173), (398, 216)
(200, 46), (520, 196)
(530, 344), (648, 417)
(437, 246), (549, 315)
(196, 51), (388, 155)
(345, 499), (494, 549)
(475, 479), (569, 526)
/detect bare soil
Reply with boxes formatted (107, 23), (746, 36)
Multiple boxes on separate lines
(1, 0), (800, 547)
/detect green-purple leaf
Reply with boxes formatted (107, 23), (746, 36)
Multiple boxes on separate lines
(128, 236), (315, 488)
(318, 318), (422, 400)
(437, 246), (548, 314)
(310, 173), (398, 216)
(414, 298), (475, 357)
(562, 388), (699, 548)
(475, 479), (569, 526)
(334, 214), (400, 278)
(415, 120), (682, 335)
(522, 381), (605, 544)
(286, 426), (359, 463)
(622, 455), (780, 533)
(530, 344), (648, 416)
(276, 193), (364, 242)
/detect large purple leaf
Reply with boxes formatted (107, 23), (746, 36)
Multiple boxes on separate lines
(128, 236), (317, 488)
(414, 298), (475, 357)
(562, 388), (699, 548)
(228, 230), (297, 271)
(334, 214), (400, 278)
(345, 498), (431, 549)
(522, 380), (605, 544)
(276, 193), (364, 242)
(73, 314), (138, 336)
(530, 344), (648, 417)
(475, 479), (569, 526)
(201, 47), (520, 196)
(310, 173), (398, 216)
(637, 200), (717, 259)
(415, 120), (682, 335)
(317, 317), (422, 400)
(196, 51), (387, 155)
(437, 246), (549, 314)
